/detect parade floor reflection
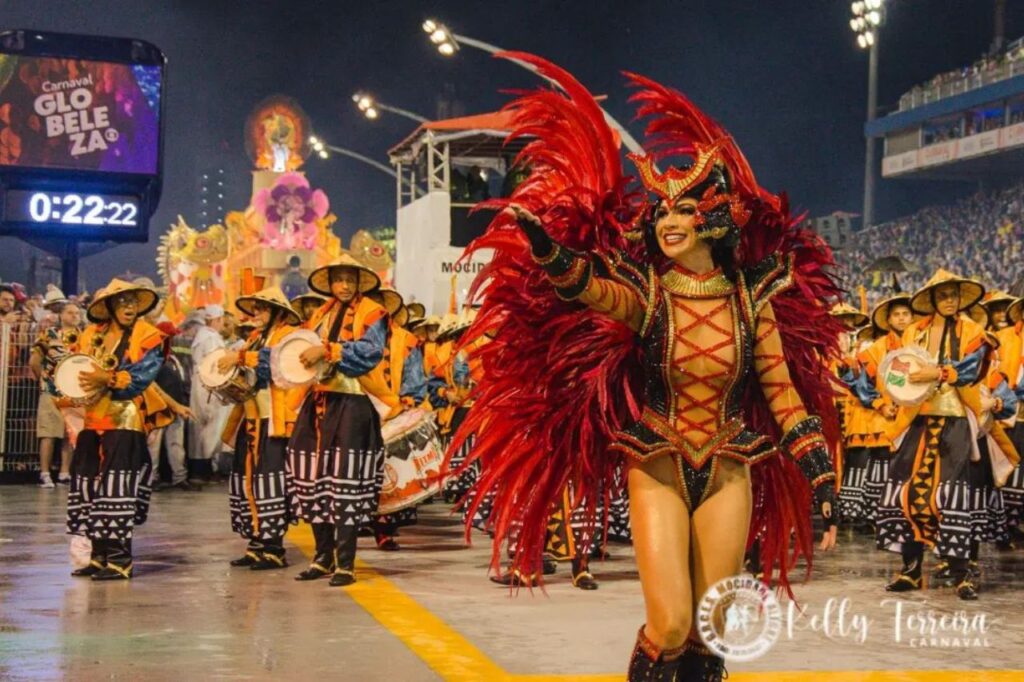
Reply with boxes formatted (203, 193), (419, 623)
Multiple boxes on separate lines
(1, 487), (1023, 680)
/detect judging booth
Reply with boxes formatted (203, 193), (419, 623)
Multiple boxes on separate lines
(388, 111), (528, 313)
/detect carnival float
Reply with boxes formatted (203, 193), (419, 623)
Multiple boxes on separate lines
(156, 96), (393, 320)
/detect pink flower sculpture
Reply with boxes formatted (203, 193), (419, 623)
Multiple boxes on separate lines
(254, 172), (329, 250)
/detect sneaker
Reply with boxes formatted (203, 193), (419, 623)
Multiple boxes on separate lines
(38, 473), (55, 489)
(57, 474), (71, 485)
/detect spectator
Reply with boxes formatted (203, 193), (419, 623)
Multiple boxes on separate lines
(836, 181), (1024, 305)
(28, 297), (81, 488)
(189, 305), (229, 483)
(147, 321), (197, 492)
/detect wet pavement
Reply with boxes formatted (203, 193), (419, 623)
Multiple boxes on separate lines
(1, 484), (1023, 681)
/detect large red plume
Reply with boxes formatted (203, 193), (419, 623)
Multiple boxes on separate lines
(448, 52), (642, 581)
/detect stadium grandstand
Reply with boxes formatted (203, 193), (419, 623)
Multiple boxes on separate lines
(838, 25), (1024, 305)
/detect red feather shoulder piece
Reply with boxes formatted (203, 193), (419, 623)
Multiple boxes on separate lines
(450, 52), (642, 579)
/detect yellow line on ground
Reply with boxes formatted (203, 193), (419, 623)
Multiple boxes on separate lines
(286, 524), (1019, 682)
(287, 523), (507, 681)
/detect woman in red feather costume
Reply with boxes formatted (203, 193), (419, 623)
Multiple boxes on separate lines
(450, 53), (843, 681)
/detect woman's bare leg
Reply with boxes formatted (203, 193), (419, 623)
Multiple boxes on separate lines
(689, 458), (752, 640)
(628, 456), (693, 650)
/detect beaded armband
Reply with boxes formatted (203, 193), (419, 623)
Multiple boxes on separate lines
(531, 243), (592, 301)
(779, 416), (835, 489)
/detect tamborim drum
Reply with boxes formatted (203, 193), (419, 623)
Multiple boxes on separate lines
(53, 353), (105, 407)
(377, 408), (444, 515)
(879, 346), (937, 407)
(198, 348), (257, 404)
(271, 329), (325, 389)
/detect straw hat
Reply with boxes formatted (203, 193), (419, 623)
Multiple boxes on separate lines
(411, 314), (442, 331)
(406, 302), (426, 320)
(855, 325), (876, 344)
(236, 286), (300, 325)
(88, 278), (159, 323)
(290, 292), (327, 312)
(870, 293), (912, 332)
(435, 313), (460, 341)
(42, 284), (69, 312)
(980, 290), (1015, 313)
(307, 252), (381, 296)
(369, 288), (404, 316)
(1008, 298), (1024, 324)
(910, 269), (985, 315)
(967, 304), (989, 329)
(829, 302), (868, 330)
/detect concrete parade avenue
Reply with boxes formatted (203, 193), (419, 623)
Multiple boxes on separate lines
(1, 485), (1023, 681)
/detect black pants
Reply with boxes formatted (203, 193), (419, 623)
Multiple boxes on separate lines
(311, 522), (358, 572)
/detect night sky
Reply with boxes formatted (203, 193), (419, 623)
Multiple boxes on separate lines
(2, 0), (1022, 290)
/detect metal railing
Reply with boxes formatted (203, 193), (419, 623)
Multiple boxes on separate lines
(899, 57), (1024, 112)
(0, 322), (42, 473)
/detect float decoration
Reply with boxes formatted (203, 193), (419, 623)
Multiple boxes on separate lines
(156, 215), (228, 323)
(254, 172), (328, 250)
(245, 95), (311, 172)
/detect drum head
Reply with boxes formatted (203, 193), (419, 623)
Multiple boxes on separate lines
(198, 348), (232, 389)
(54, 354), (100, 400)
(272, 329), (322, 387)
(880, 347), (935, 407)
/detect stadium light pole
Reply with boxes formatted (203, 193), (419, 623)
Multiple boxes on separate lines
(308, 135), (419, 197)
(352, 92), (429, 123)
(421, 18), (643, 154)
(851, 0), (886, 230)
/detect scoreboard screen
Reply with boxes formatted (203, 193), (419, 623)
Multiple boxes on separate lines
(0, 30), (164, 242)
(0, 55), (161, 175)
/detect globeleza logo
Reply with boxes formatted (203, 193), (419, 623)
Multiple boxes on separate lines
(697, 575), (782, 661)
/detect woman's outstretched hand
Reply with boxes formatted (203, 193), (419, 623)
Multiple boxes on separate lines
(504, 204), (553, 258)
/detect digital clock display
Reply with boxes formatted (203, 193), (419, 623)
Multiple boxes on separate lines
(3, 190), (140, 227)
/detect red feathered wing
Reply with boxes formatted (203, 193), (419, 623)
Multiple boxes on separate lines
(449, 52), (642, 579)
(624, 72), (844, 592)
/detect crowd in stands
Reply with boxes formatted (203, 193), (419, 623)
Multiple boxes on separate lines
(901, 36), (1024, 112)
(835, 181), (1024, 302)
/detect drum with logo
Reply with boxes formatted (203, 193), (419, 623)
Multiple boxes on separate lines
(53, 353), (106, 407)
(270, 329), (325, 388)
(879, 346), (938, 407)
(198, 348), (257, 404)
(377, 408), (444, 515)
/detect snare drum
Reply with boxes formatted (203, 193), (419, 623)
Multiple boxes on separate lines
(271, 329), (325, 388)
(879, 346), (937, 407)
(53, 353), (105, 407)
(377, 408), (444, 515)
(198, 348), (257, 404)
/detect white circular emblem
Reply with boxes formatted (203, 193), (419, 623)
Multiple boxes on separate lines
(697, 575), (782, 662)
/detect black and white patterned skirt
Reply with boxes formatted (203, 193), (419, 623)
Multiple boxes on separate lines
(969, 439), (1009, 544)
(229, 418), (292, 542)
(875, 416), (973, 559)
(66, 429), (151, 543)
(1002, 423), (1024, 527)
(286, 392), (384, 528)
(838, 445), (874, 523)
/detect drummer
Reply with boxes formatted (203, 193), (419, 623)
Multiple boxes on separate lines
(216, 286), (301, 571)
(829, 304), (871, 527)
(981, 291), (1016, 331)
(848, 294), (913, 528)
(290, 291), (327, 324)
(287, 254), (387, 587)
(363, 288), (428, 551)
(875, 270), (1015, 600)
(66, 279), (171, 581)
(996, 297), (1024, 545)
